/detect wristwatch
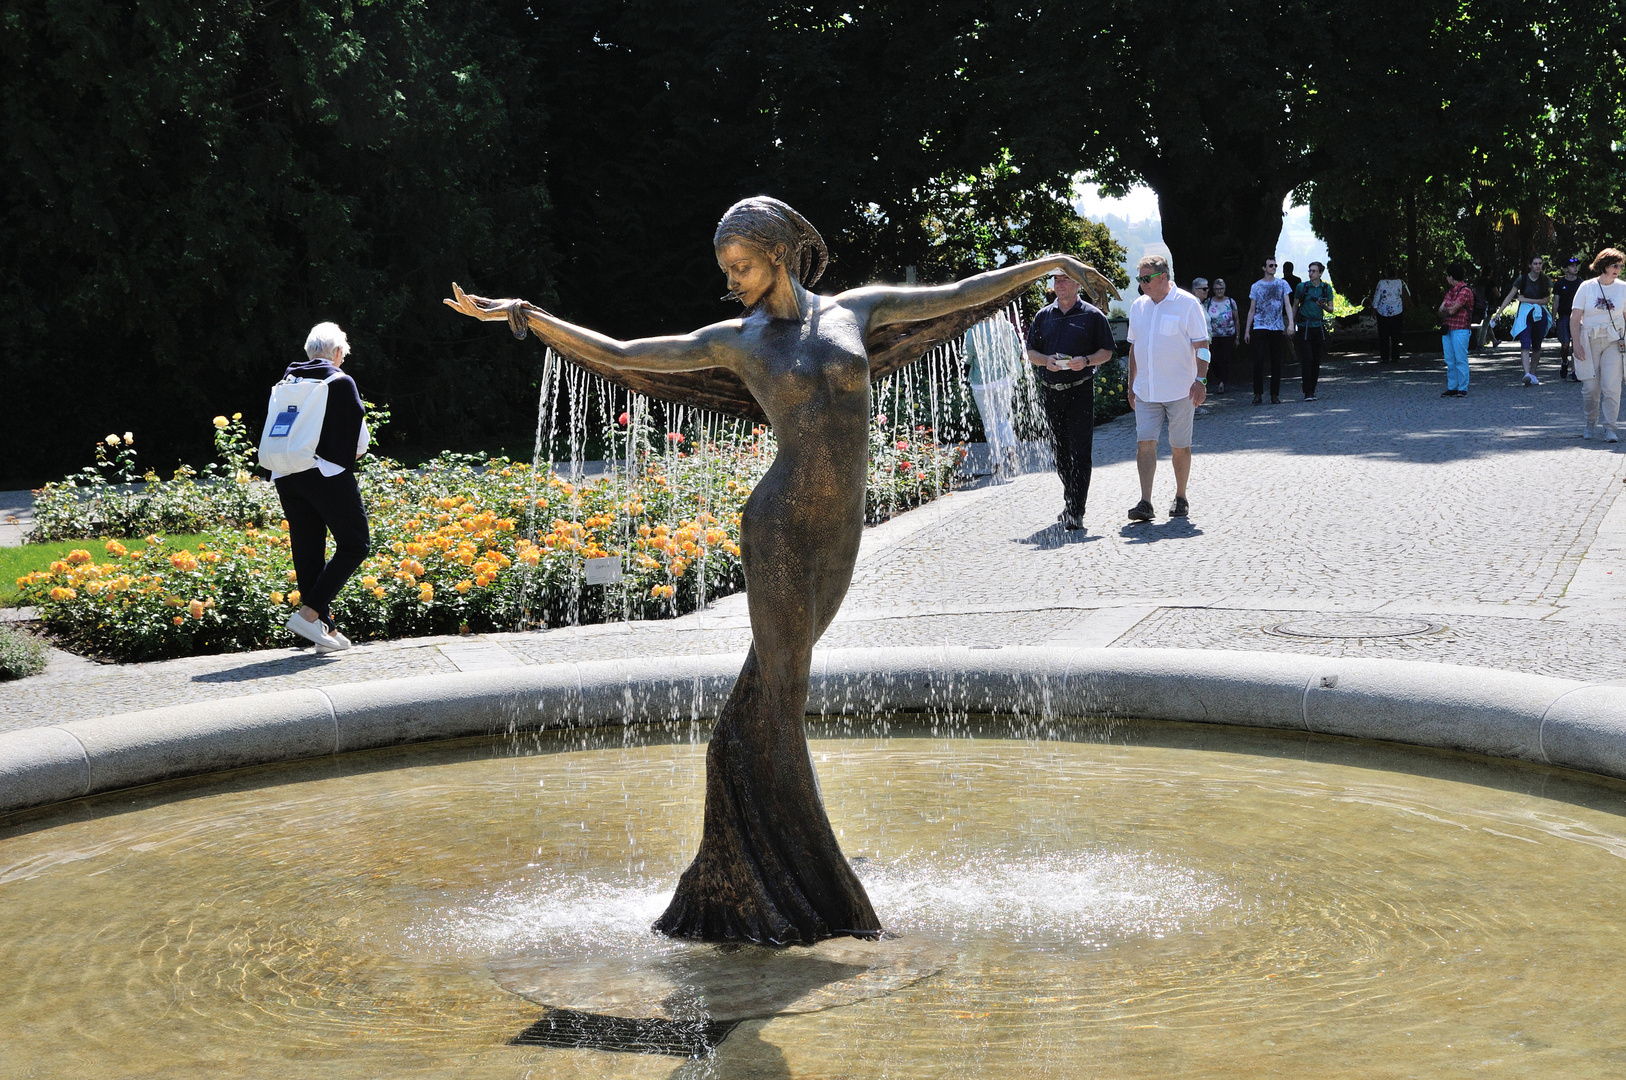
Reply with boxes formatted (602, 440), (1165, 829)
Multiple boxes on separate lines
(1196, 377), (1207, 385)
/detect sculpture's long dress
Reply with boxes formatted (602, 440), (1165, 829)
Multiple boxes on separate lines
(653, 305), (882, 944)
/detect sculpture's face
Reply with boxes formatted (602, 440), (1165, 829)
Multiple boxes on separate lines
(717, 240), (782, 307)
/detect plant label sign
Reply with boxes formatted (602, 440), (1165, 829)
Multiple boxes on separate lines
(583, 556), (623, 586)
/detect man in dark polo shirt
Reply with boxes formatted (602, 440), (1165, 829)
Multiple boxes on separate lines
(1027, 267), (1116, 530)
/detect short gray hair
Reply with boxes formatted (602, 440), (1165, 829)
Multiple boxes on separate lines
(304, 322), (350, 360)
(1136, 254), (1170, 278)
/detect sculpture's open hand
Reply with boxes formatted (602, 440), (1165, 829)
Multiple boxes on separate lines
(1046, 256), (1123, 309)
(444, 283), (535, 339)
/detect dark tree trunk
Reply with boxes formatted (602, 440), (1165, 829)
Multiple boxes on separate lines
(653, 647), (881, 945)
(1154, 175), (1292, 289)
(1405, 190), (1419, 285)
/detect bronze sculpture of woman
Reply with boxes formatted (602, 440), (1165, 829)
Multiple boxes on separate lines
(446, 196), (1114, 945)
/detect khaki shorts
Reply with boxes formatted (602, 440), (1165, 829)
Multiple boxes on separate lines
(1134, 397), (1195, 448)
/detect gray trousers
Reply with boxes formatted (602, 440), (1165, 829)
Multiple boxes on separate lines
(1580, 332), (1626, 434)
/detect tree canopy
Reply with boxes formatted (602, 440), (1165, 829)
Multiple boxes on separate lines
(3, 0), (1619, 482)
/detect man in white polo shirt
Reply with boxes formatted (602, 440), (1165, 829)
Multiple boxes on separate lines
(1125, 254), (1210, 521)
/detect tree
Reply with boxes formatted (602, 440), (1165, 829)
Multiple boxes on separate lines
(0, 0), (551, 483)
(1004, 1), (1538, 285)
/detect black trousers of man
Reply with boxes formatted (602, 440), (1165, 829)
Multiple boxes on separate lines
(1251, 328), (1287, 400)
(1041, 379), (1095, 519)
(1299, 326), (1327, 396)
(275, 467), (371, 619)
(1376, 314), (1403, 361)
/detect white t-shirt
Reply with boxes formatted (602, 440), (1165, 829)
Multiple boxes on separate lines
(1574, 277), (1626, 329)
(1127, 287), (1209, 403)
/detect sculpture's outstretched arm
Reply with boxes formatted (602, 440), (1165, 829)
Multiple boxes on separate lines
(845, 255), (1119, 330)
(444, 283), (736, 374)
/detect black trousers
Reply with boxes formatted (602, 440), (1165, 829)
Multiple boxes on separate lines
(1299, 326), (1327, 395)
(275, 468), (370, 619)
(1041, 380), (1095, 517)
(1251, 328), (1287, 398)
(1376, 314), (1403, 361)
(1208, 336), (1235, 388)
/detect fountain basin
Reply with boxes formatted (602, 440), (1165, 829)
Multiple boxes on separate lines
(3, 718), (1626, 1077)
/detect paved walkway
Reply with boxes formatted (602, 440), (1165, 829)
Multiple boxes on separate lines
(6, 345), (1626, 732)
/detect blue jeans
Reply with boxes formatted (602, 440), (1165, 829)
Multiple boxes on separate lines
(1441, 329), (1471, 391)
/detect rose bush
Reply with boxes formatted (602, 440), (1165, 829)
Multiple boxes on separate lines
(18, 421), (963, 661)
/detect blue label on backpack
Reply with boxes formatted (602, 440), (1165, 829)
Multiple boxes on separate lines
(268, 406), (298, 438)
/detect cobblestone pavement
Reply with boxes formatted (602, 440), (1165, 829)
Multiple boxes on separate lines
(6, 345), (1626, 732)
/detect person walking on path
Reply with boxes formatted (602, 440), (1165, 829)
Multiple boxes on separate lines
(1027, 267), (1116, 529)
(1294, 262), (1334, 400)
(1570, 248), (1626, 442)
(273, 323), (371, 651)
(1126, 255), (1210, 522)
(1245, 256), (1295, 404)
(1554, 257), (1583, 381)
(1371, 265), (1411, 362)
(1439, 264), (1476, 397)
(1280, 262), (1303, 367)
(1203, 277), (1240, 394)
(1499, 255), (1554, 386)
(963, 311), (1026, 478)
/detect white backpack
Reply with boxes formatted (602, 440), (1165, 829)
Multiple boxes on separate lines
(258, 372), (345, 476)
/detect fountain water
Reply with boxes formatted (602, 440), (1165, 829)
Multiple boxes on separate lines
(4, 716), (1626, 1076)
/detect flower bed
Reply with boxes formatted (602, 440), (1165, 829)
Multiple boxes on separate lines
(19, 421), (964, 662)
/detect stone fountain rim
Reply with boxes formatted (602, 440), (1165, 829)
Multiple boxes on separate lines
(2, 645), (1623, 818)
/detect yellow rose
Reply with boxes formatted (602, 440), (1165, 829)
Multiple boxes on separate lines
(270, 591), (284, 604)
(371, 586), (386, 599)
(213, 416), (229, 429)
(123, 431), (134, 444)
(288, 590), (301, 606)
(418, 584), (434, 603)
(231, 412), (241, 421)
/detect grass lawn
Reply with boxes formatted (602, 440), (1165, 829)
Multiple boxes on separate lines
(0, 535), (213, 607)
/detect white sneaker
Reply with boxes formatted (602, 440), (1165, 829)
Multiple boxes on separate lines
(1609, 431), (1620, 444)
(1585, 425), (1596, 440)
(286, 611), (343, 650)
(321, 619), (353, 650)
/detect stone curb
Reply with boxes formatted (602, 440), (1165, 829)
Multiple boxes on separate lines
(3, 647), (1625, 815)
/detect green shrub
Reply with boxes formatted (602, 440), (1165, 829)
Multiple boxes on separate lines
(0, 625), (47, 680)
(29, 415), (278, 541)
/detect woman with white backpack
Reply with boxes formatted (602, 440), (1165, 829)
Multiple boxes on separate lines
(258, 322), (370, 651)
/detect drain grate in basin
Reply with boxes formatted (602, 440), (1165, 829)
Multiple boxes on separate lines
(1264, 616), (1444, 640)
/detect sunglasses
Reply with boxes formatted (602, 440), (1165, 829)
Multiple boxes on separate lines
(1137, 271), (1166, 284)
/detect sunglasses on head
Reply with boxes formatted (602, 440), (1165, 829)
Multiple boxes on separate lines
(1137, 271), (1165, 284)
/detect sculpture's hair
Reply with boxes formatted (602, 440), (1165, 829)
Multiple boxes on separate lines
(714, 197), (829, 287)
(304, 322), (349, 359)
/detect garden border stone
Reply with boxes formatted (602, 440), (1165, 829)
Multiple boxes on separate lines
(4, 646), (1626, 816)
